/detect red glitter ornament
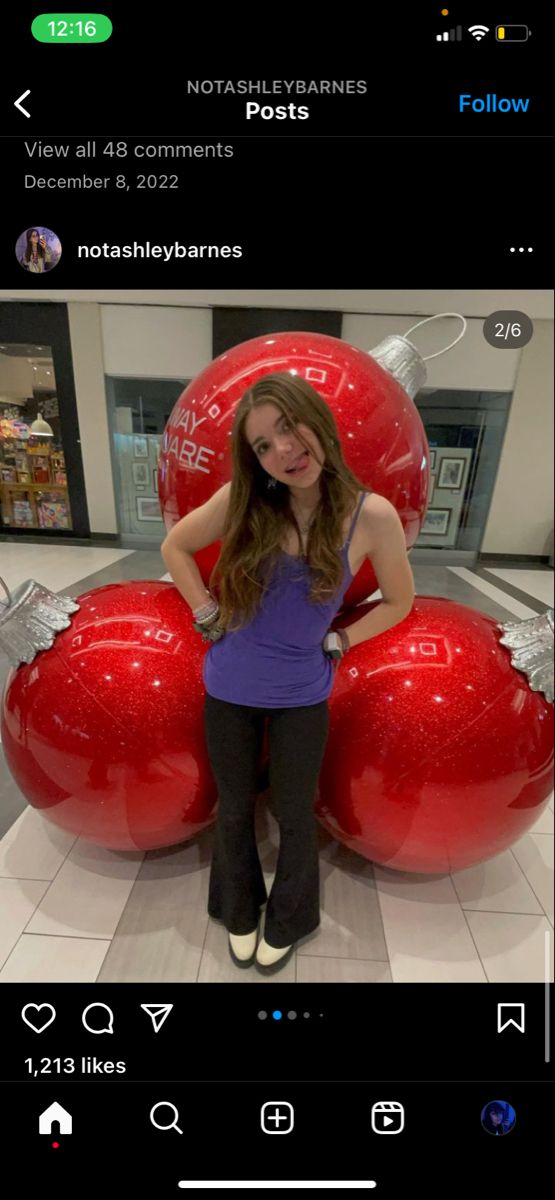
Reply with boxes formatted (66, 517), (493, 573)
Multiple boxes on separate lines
(158, 330), (429, 609)
(315, 597), (554, 872)
(1, 581), (217, 850)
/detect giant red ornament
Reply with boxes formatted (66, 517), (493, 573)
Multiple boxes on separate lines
(316, 597), (554, 873)
(1, 581), (217, 851)
(158, 330), (429, 609)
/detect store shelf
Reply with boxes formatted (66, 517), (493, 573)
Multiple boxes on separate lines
(0, 482), (68, 491)
(0, 450), (71, 530)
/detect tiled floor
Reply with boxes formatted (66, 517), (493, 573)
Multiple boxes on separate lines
(0, 548), (553, 984)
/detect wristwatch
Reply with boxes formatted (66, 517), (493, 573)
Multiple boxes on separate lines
(323, 628), (350, 660)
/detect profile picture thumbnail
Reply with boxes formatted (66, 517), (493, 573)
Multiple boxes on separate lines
(481, 1099), (516, 1136)
(16, 227), (62, 274)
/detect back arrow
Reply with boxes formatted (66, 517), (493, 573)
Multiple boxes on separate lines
(15, 90), (31, 118)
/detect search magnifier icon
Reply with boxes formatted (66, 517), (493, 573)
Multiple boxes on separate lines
(150, 1101), (183, 1134)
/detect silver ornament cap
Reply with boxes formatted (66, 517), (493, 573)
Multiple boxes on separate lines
(498, 608), (554, 703)
(368, 334), (428, 400)
(0, 576), (80, 669)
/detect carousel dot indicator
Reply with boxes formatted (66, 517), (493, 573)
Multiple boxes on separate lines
(272, 1010), (283, 1020)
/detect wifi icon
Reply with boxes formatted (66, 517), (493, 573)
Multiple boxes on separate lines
(468, 24), (490, 40)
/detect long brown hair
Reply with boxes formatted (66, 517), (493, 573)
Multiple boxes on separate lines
(24, 230), (46, 262)
(209, 372), (368, 631)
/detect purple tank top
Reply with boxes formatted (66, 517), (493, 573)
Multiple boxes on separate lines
(203, 491), (367, 708)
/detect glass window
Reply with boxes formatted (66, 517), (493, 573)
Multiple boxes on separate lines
(414, 387), (512, 553)
(0, 343), (72, 531)
(105, 376), (188, 544)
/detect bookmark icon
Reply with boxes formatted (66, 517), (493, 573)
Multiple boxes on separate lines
(497, 1003), (525, 1033)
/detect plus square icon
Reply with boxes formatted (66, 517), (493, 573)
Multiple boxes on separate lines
(261, 1101), (295, 1134)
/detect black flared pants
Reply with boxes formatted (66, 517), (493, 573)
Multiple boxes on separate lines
(204, 692), (330, 948)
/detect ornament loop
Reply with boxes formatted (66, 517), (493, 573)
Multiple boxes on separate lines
(402, 313), (467, 360)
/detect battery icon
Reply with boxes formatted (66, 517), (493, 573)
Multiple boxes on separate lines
(496, 25), (529, 41)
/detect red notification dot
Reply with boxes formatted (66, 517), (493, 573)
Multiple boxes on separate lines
(52, 1142), (59, 1149)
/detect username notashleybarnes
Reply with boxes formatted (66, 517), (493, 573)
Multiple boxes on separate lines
(77, 242), (243, 259)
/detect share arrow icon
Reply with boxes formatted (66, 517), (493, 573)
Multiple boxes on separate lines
(140, 1004), (174, 1032)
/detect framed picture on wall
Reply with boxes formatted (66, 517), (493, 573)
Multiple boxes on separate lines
(133, 436), (148, 458)
(136, 496), (162, 522)
(428, 473), (436, 502)
(153, 467), (158, 492)
(132, 462), (149, 486)
(421, 508), (451, 536)
(429, 450), (436, 470)
(438, 457), (465, 490)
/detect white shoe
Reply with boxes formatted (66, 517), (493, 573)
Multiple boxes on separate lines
(255, 936), (294, 972)
(228, 929), (258, 966)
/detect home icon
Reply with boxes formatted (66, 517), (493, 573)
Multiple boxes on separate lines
(39, 1102), (72, 1135)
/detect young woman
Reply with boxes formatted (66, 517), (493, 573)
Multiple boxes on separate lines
(161, 372), (415, 974)
(21, 229), (53, 273)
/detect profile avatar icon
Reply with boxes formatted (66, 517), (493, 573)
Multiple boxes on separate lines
(481, 1099), (516, 1136)
(16, 226), (62, 274)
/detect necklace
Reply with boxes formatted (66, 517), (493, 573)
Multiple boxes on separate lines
(290, 503), (318, 534)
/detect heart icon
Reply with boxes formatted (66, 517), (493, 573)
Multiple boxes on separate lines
(21, 1004), (56, 1033)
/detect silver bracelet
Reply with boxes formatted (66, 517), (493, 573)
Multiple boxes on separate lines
(194, 604), (217, 624)
(194, 609), (220, 629)
(193, 599), (218, 623)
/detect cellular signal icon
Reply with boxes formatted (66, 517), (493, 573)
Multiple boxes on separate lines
(436, 25), (462, 41)
(468, 25), (490, 40)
